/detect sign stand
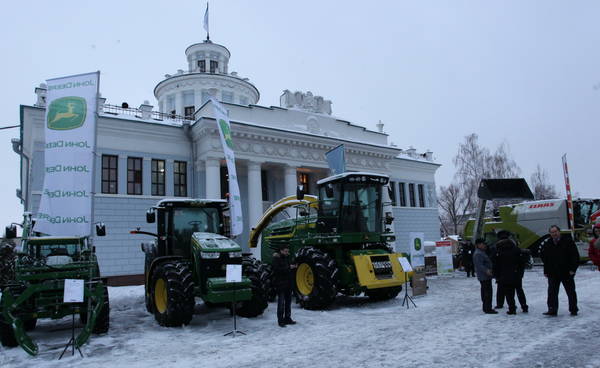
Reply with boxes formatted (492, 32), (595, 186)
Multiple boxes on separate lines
(224, 264), (245, 337)
(401, 272), (417, 309)
(59, 279), (84, 360)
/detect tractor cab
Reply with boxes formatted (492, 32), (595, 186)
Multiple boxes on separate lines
(146, 199), (229, 258)
(315, 172), (390, 235)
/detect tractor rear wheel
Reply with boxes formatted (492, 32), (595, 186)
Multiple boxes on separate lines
(294, 247), (338, 310)
(151, 261), (195, 327)
(92, 285), (110, 334)
(0, 317), (17, 347)
(236, 257), (268, 318)
(365, 286), (402, 301)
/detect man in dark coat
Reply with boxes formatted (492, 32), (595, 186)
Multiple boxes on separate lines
(493, 231), (521, 315)
(461, 242), (475, 277)
(272, 244), (297, 327)
(473, 238), (497, 314)
(492, 235), (529, 312)
(540, 225), (580, 316)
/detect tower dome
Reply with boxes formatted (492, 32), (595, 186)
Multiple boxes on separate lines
(154, 40), (260, 118)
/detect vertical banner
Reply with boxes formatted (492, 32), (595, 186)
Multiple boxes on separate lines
(408, 232), (425, 268)
(325, 144), (345, 175)
(35, 72), (99, 236)
(435, 241), (454, 275)
(561, 154), (575, 238)
(210, 98), (243, 236)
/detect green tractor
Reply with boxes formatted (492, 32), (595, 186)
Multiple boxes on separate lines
(0, 213), (109, 356)
(133, 199), (268, 327)
(249, 172), (412, 310)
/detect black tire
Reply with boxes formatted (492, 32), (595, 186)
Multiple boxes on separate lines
(258, 262), (276, 302)
(365, 286), (402, 301)
(151, 261), (195, 327)
(24, 318), (37, 331)
(0, 317), (17, 347)
(236, 257), (268, 318)
(144, 255), (154, 313)
(92, 286), (110, 334)
(294, 247), (338, 310)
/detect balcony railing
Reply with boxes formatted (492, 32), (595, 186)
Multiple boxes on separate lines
(101, 104), (193, 123)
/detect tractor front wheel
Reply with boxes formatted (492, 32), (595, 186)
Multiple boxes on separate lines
(151, 261), (195, 327)
(92, 285), (110, 334)
(236, 257), (268, 318)
(294, 247), (338, 310)
(0, 317), (17, 347)
(365, 286), (402, 301)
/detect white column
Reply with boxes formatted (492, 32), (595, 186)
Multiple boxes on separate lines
(175, 91), (184, 116)
(247, 161), (263, 259)
(205, 158), (221, 199)
(284, 165), (297, 197)
(194, 89), (203, 112)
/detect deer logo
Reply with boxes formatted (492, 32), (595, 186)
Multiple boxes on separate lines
(47, 97), (87, 130)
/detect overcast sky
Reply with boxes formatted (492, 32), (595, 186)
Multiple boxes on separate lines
(0, 1), (598, 229)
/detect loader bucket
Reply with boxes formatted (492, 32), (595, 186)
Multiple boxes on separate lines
(477, 178), (534, 201)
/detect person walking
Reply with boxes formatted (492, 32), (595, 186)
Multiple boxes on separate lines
(540, 225), (580, 316)
(588, 223), (600, 271)
(473, 238), (497, 314)
(461, 242), (475, 277)
(493, 231), (522, 315)
(272, 244), (297, 327)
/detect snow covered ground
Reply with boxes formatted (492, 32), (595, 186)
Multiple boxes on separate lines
(2, 266), (599, 368)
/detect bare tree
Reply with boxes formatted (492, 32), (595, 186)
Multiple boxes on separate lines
(530, 164), (558, 200)
(438, 184), (470, 235)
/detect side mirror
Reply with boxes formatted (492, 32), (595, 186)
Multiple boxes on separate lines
(296, 185), (305, 200)
(146, 209), (156, 223)
(325, 184), (334, 198)
(96, 223), (106, 237)
(5, 225), (17, 239)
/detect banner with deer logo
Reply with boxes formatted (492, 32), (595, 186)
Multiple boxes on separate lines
(35, 71), (99, 236)
(210, 97), (243, 236)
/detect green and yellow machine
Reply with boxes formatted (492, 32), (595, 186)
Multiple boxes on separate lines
(134, 199), (267, 327)
(0, 214), (109, 356)
(249, 172), (412, 310)
(463, 179), (599, 258)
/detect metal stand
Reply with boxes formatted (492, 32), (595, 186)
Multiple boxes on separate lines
(401, 272), (417, 309)
(224, 289), (245, 337)
(59, 306), (83, 359)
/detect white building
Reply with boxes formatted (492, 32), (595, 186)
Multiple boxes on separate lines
(15, 39), (440, 284)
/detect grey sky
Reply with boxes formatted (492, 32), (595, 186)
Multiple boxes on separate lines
(0, 1), (598, 229)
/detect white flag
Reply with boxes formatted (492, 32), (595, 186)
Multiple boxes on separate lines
(35, 71), (99, 236)
(203, 3), (209, 34)
(210, 98), (243, 236)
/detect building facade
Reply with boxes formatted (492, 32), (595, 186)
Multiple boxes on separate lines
(15, 39), (440, 281)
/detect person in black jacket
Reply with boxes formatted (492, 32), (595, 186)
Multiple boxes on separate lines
(272, 244), (297, 327)
(461, 242), (475, 277)
(492, 231), (522, 315)
(540, 225), (580, 316)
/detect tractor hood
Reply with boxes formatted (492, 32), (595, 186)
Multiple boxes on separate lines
(191, 232), (241, 253)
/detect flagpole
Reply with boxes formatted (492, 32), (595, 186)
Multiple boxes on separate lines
(204, 3), (210, 41)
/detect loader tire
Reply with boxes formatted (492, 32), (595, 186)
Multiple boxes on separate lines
(258, 262), (276, 302)
(0, 317), (17, 347)
(236, 257), (268, 318)
(151, 261), (195, 327)
(24, 318), (37, 331)
(365, 286), (402, 301)
(294, 247), (338, 310)
(92, 286), (110, 334)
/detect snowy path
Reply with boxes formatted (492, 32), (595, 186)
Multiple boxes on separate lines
(1, 266), (599, 368)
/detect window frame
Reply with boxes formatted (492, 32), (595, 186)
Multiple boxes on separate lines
(174, 161), (187, 197)
(418, 184), (425, 207)
(127, 157), (143, 195)
(101, 154), (118, 194)
(151, 159), (166, 196)
(399, 182), (406, 207)
(408, 183), (416, 207)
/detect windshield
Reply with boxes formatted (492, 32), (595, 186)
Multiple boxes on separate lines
(339, 183), (382, 233)
(33, 243), (81, 258)
(172, 207), (222, 246)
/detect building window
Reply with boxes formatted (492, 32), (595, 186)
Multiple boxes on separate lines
(184, 106), (195, 119)
(389, 181), (397, 206)
(101, 155), (118, 194)
(418, 184), (425, 207)
(261, 170), (269, 201)
(222, 91), (234, 103)
(298, 173), (309, 194)
(166, 95), (175, 116)
(151, 159), (165, 196)
(197, 60), (206, 72)
(127, 157), (143, 195)
(408, 183), (416, 207)
(183, 91), (195, 119)
(210, 60), (218, 73)
(174, 161), (187, 197)
(399, 182), (406, 207)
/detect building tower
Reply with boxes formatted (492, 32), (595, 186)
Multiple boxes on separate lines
(154, 40), (260, 118)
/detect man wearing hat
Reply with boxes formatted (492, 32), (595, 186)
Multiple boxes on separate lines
(272, 244), (297, 327)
